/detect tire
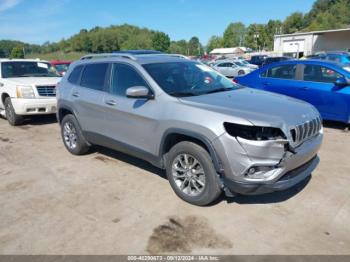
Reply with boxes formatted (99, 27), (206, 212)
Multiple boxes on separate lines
(61, 114), (90, 155)
(4, 97), (23, 126)
(165, 141), (222, 206)
(238, 70), (245, 76)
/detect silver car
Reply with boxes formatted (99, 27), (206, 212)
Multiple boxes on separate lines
(212, 60), (252, 77)
(57, 53), (323, 206)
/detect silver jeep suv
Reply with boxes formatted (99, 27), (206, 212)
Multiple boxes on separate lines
(57, 53), (323, 206)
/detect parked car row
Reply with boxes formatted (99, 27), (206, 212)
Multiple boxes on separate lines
(0, 52), (329, 206)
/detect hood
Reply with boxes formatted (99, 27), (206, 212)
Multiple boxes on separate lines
(6, 77), (61, 86)
(179, 88), (319, 130)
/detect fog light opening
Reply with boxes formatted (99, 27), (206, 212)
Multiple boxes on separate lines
(245, 166), (276, 179)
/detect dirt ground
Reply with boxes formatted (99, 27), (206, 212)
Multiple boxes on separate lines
(0, 115), (349, 255)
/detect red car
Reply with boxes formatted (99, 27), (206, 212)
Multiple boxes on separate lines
(51, 60), (71, 76)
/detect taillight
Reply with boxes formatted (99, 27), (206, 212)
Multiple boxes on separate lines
(233, 78), (238, 83)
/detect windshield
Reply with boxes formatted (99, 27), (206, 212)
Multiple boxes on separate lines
(54, 64), (70, 73)
(1, 61), (60, 78)
(143, 62), (241, 97)
(234, 61), (245, 67)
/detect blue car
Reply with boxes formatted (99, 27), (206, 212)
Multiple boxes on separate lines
(235, 60), (350, 124)
(310, 52), (350, 67)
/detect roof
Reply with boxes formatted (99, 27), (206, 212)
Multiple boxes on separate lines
(0, 58), (49, 63)
(209, 47), (247, 55)
(76, 53), (193, 66)
(112, 50), (163, 55)
(275, 27), (350, 38)
(51, 60), (71, 65)
(262, 59), (346, 69)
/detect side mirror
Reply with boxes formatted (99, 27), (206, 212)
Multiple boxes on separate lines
(126, 86), (153, 99)
(334, 77), (349, 88)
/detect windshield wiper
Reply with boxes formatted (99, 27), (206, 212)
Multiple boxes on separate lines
(168, 91), (199, 97)
(202, 88), (233, 95)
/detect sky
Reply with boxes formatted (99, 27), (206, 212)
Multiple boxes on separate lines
(0, 0), (315, 45)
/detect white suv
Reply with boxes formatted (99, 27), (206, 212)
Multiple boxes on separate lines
(0, 59), (61, 125)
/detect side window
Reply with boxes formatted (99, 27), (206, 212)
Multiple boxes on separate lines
(326, 55), (341, 63)
(303, 65), (343, 83)
(80, 63), (109, 91)
(111, 64), (149, 96)
(217, 63), (227, 68)
(68, 65), (83, 84)
(264, 64), (296, 79)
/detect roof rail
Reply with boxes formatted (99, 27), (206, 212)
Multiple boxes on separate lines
(80, 53), (137, 61)
(136, 53), (190, 60)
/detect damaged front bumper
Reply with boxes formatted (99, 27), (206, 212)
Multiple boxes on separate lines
(213, 131), (323, 195)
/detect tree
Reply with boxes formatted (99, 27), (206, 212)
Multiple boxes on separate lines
(152, 32), (170, 52)
(283, 12), (305, 34)
(188, 37), (202, 56)
(223, 22), (246, 47)
(244, 24), (269, 51)
(265, 20), (283, 50)
(10, 46), (24, 58)
(206, 36), (223, 53)
(169, 40), (188, 54)
(0, 49), (6, 58)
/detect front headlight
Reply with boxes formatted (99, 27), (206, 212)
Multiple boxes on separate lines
(16, 86), (35, 98)
(224, 122), (286, 141)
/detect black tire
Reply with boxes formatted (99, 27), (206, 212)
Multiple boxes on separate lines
(61, 114), (90, 155)
(165, 141), (222, 206)
(238, 70), (245, 76)
(4, 97), (23, 126)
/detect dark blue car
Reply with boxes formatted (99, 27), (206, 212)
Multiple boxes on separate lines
(235, 60), (350, 124)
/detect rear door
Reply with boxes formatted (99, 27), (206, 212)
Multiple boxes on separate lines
(102, 63), (159, 156)
(299, 64), (349, 121)
(259, 63), (301, 98)
(71, 62), (109, 136)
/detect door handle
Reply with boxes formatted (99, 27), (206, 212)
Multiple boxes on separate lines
(0, 83), (3, 87)
(105, 100), (117, 106)
(299, 87), (309, 90)
(72, 92), (80, 97)
(263, 82), (271, 86)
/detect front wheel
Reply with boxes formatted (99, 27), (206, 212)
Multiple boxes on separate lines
(4, 97), (23, 126)
(61, 114), (90, 155)
(165, 141), (222, 206)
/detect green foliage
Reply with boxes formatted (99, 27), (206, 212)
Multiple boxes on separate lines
(206, 36), (224, 53)
(0, 40), (40, 58)
(169, 40), (188, 55)
(152, 32), (171, 52)
(188, 37), (203, 56)
(26, 51), (86, 61)
(283, 12), (305, 34)
(10, 46), (24, 59)
(223, 22), (246, 47)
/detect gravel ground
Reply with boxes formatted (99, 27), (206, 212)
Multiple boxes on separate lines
(0, 116), (349, 255)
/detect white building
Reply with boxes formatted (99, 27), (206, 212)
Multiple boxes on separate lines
(274, 28), (350, 58)
(209, 47), (248, 57)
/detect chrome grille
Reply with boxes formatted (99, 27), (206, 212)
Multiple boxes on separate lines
(291, 117), (322, 145)
(36, 86), (56, 97)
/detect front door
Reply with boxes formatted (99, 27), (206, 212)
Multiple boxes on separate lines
(103, 63), (159, 156)
(298, 64), (349, 121)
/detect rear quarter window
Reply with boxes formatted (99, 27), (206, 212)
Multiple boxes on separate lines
(68, 65), (83, 85)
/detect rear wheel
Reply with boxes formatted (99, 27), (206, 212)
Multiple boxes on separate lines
(238, 70), (245, 76)
(165, 141), (222, 206)
(4, 97), (23, 126)
(61, 114), (90, 155)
